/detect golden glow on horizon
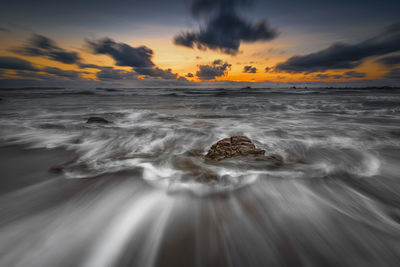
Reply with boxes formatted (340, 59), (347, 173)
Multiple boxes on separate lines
(0, 32), (396, 84)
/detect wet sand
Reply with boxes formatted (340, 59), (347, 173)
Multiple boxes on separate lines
(0, 145), (73, 195)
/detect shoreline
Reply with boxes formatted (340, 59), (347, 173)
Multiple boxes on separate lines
(0, 144), (73, 195)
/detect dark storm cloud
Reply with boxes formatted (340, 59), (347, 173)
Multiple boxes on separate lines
(345, 71), (366, 78)
(0, 56), (83, 81)
(315, 74), (331, 79)
(174, 0), (278, 55)
(196, 59), (231, 80)
(17, 34), (81, 64)
(0, 56), (38, 71)
(134, 67), (178, 80)
(14, 70), (59, 81)
(243, 65), (257, 73)
(332, 74), (344, 79)
(0, 27), (10, 32)
(88, 37), (179, 79)
(43, 67), (81, 79)
(313, 71), (365, 80)
(96, 67), (138, 81)
(265, 67), (272, 72)
(88, 38), (154, 68)
(384, 68), (400, 80)
(276, 22), (400, 73)
(78, 63), (105, 69)
(377, 55), (400, 66)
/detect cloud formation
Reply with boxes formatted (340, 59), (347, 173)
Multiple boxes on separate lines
(88, 38), (178, 79)
(0, 56), (38, 71)
(43, 67), (81, 79)
(174, 0), (277, 55)
(345, 70), (366, 78)
(0, 56), (83, 81)
(17, 34), (81, 64)
(243, 65), (257, 73)
(196, 59), (231, 80)
(377, 55), (400, 66)
(384, 68), (400, 80)
(96, 67), (138, 81)
(276, 22), (400, 73)
(315, 74), (331, 79)
(265, 67), (272, 72)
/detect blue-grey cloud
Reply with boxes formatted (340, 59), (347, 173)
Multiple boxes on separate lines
(384, 68), (400, 80)
(345, 70), (366, 78)
(265, 67), (272, 72)
(313, 71), (365, 80)
(43, 67), (81, 79)
(174, 0), (277, 55)
(17, 34), (81, 64)
(0, 56), (38, 71)
(88, 37), (179, 79)
(276, 22), (400, 73)
(78, 63), (105, 69)
(243, 65), (257, 73)
(196, 59), (231, 80)
(315, 74), (331, 79)
(377, 55), (400, 66)
(88, 38), (154, 68)
(96, 67), (138, 81)
(0, 56), (83, 81)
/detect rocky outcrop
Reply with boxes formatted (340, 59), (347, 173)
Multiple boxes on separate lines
(204, 136), (287, 166)
(87, 117), (109, 124)
(205, 136), (266, 161)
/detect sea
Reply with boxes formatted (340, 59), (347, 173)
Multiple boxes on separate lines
(0, 87), (399, 267)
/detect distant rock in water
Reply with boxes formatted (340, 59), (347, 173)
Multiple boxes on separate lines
(86, 117), (110, 124)
(205, 136), (266, 161)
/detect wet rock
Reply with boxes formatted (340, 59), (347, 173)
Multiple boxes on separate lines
(86, 117), (110, 124)
(205, 136), (265, 161)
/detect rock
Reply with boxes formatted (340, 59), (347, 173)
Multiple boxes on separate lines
(87, 117), (109, 124)
(205, 136), (266, 161)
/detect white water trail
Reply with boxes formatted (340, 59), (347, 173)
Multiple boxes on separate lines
(82, 191), (169, 267)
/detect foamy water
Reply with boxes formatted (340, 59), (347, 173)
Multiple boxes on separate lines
(0, 87), (399, 266)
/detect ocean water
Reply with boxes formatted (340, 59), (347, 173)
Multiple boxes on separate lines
(0, 87), (399, 266)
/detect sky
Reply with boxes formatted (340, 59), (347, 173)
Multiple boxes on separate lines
(0, 0), (399, 88)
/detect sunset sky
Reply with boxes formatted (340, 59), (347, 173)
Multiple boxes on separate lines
(1, 0), (399, 88)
